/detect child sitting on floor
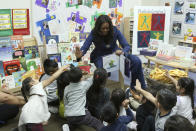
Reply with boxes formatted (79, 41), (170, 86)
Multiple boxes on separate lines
(100, 100), (134, 131)
(86, 68), (110, 119)
(64, 67), (103, 131)
(135, 85), (177, 131)
(39, 59), (59, 113)
(166, 72), (195, 124)
(18, 65), (69, 127)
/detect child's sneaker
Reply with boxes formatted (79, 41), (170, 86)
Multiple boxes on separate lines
(62, 124), (70, 131)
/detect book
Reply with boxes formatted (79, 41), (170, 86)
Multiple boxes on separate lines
(0, 46), (13, 61)
(79, 65), (91, 73)
(24, 46), (39, 60)
(21, 70), (37, 81)
(61, 52), (74, 65)
(0, 61), (5, 77)
(13, 50), (25, 59)
(79, 32), (89, 42)
(12, 70), (26, 88)
(10, 35), (24, 50)
(69, 32), (80, 43)
(46, 35), (59, 44)
(26, 58), (43, 76)
(48, 54), (61, 67)
(46, 44), (58, 54)
(58, 43), (72, 53)
(0, 37), (11, 48)
(3, 60), (21, 76)
(0, 75), (16, 90)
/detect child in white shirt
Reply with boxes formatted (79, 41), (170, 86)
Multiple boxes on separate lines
(18, 65), (69, 126)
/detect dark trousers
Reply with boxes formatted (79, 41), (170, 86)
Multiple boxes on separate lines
(127, 54), (146, 89)
(0, 104), (19, 123)
(142, 115), (155, 131)
(66, 110), (104, 131)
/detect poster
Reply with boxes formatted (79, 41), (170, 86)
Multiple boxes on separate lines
(132, 6), (171, 55)
(12, 9), (30, 35)
(185, 10), (196, 24)
(103, 54), (119, 72)
(172, 21), (182, 36)
(0, 9), (12, 36)
(174, 0), (185, 15)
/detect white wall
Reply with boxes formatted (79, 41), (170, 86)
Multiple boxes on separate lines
(0, 0), (32, 38)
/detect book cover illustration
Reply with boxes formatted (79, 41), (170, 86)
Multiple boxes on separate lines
(19, 57), (27, 71)
(10, 35), (24, 50)
(12, 70), (25, 88)
(79, 32), (89, 42)
(69, 32), (80, 43)
(46, 35), (59, 44)
(0, 37), (11, 48)
(103, 54), (119, 72)
(26, 58), (43, 76)
(3, 59), (21, 76)
(0, 46), (13, 61)
(48, 54), (61, 67)
(61, 52), (74, 65)
(24, 46), (39, 60)
(21, 70), (37, 81)
(46, 44), (58, 54)
(13, 50), (25, 59)
(58, 43), (72, 53)
(0, 61), (5, 77)
(1, 75), (16, 90)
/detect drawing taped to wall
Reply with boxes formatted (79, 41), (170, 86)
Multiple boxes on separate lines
(172, 21), (182, 35)
(174, 0), (184, 15)
(185, 11), (195, 24)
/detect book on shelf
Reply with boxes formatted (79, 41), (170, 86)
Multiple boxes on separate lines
(10, 35), (24, 50)
(26, 58), (43, 76)
(3, 59), (21, 76)
(12, 70), (26, 88)
(0, 37), (11, 48)
(0, 61), (5, 77)
(0, 75), (16, 90)
(24, 46), (39, 60)
(0, 46), (13, 61)
(46, 35), (59, 44)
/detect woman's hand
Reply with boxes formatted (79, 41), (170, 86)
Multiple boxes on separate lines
(115, 50), (123, 56)
(75, 46), (83, 58)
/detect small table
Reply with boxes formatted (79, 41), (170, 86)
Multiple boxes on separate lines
(145, 56), (196, 73)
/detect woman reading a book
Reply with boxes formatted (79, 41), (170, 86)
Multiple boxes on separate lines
(75, 15), (146, 95)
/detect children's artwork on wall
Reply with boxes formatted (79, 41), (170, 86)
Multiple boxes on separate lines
(185, 11), (195, 24)
(79, 32), (90, 41)
(84, 0), (93, 8)
(0, 9), (13, 36)
(132, 6), (171, 55)
(172, 21), (182, 36)
(174, 0), (184, 15)
(90, 11), (106, 28)
(190, 3), (196, 9)
(109, 0), (117, 8)
(69, 32), (80, 43)
(108, 8), (123, 29)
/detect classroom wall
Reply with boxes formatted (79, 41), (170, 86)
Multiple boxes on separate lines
(0, 0), (180, 45)
(0, 0), (32, 38)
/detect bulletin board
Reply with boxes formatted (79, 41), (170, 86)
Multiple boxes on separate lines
(32, 0), (124, 45)
(169, 0), (196, 38)
(132, 6), (171, 55)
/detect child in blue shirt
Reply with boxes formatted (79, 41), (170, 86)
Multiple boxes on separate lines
(100, 100), (134, 131)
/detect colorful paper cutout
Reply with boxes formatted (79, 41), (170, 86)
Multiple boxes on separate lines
(138, 31), (151, 48)
(150, 31), (164, 40)
(151, 14), (165, 31)
(93, 0), (103, 9)
(138, 13), (152, 31)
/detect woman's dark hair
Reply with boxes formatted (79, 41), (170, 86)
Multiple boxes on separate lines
(101, 101), (117, 123)
(110, 88), (126, 114)
(43, 59), (58, 75)
(178, 77), (196, 118)
(87, 68), (107, 102)
(92, 15), (114, 44)
(21, 77), (32, 102)
(164, 115), (194, 131)
(57, 71), (70, 101)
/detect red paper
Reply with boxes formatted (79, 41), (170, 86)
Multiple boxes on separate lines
(12, 9), (30, 35)
(79, 65), (91, 73)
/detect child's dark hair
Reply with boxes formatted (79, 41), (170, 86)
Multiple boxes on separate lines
(101, 101), (117, 123)
(87, 68), (107, 103)
(68, 67), (82, 83)
(164, 115), (194, 131)
(178, 77), (196, 118)
(157, 88), (177, 111)
(110, 88), (126, 114)
(43, 59), (58, 75)
(21, 77), (32, 102)
(57, 71), (70, 101)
